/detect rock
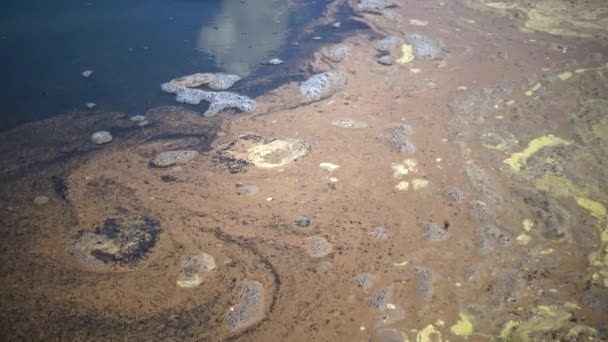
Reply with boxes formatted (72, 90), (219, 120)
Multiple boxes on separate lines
(378, 124), (416, 154)
(295, 216), (312, 228)
(130, 115), (146, 122)
(82, 70), (94, 78)
(137, 120), (150, 127)
(357, 0), (395, 13)
(165, 72), (240, 90)
(369, 226), (391, 240)
(170, 87), (256, 116)
(236, 184), (258, 196)
(208, 73), (241, 90)
(67, 215), (161, 269)
(85, 102), (97, 109)
(368, 286), (392, 309)
(300, 71), (346, 103)
(375, 36), (403, 52)
(377, 55), (394, 65)
(478, 224), (512, 255)
(404, 33), (447, 60)
(445, 186), (464, 202)
(151, 150), (198, 167)
(422, 221), (448, 241)
(33, 196), (49, 205)
(305, 236), (333, 257)
(268, 58), (284, 65)
(355, 273), (375, 288)
(176, 253), (217, 288)
(325, 43), (350, 62)
(246, 139), (311, 169)
(204, 91), (256, 116)
(216, 135), (310, 172)
(413, 267), (434, 299)
(91, 131), (112, 145)
(332, 118), (368, 129)
(227, 280), (265, 331)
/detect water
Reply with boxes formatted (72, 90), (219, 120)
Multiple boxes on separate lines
(0, 0), (335, 130)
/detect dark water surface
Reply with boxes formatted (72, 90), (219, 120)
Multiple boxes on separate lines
(0, 0), (352, 130)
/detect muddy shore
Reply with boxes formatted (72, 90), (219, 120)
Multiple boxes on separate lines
(1, 0), (608, 340)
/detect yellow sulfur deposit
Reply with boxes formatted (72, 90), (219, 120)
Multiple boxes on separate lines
(417, 324), (442, 342)
(397, 44), (415, 64)
(503, 134), (571, 171)
(450, 313), (474, 336)
(535, 174), (590, 198)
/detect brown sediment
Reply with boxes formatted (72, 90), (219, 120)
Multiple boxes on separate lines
(1, 0), (608, 340)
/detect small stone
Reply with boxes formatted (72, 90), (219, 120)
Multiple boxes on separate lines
(33, 196), (49, 205)
(91, 131), (112, 145)
(332, 22), (341, 28)
(137, 120), (150, 127)
(85, 102), (97, 109)
(268, 58), (284, 65)
(377, 55), (394, 65)
(151, 150), (198, 167)
(82, 70), (94, 78)
(295, 216), (312, 228)
(300, 71), (346, 103)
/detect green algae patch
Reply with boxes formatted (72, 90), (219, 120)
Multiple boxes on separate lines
(535, 174), (590, 198)
(397, 44), (415, 64)
(416, 324), (442, 342)
(466, 0), (608, 38)
(450, 313), (474, 336)
(499, 305), (599, 341)
(503, 135), (571, 171)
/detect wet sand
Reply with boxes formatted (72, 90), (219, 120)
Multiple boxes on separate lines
(1, 0), (608, 340)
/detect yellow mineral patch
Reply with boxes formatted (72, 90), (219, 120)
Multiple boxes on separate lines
(467, 0), (608, 38)
(517, 233), (531, 245)
(499, 305), (599, 340)
(394, 260), (409, 266)
(525, 82), (542, 96)
(450, 313), (474, 336)
(535, 174), (590, 198)
(503, 134), (572, 171)
(397, 44), (415, 64)
(417, 324), (442, 342)
(575, 197), (607, 221)
(405, 159), (418, 172)
(392, 163), (409, 178)
(539, 248), (554, 255)
(412, 179), (430, 190)
(247, 139), (311, 169)
(395, 181), (410, 191)
(558, 71), (572, 80)
(522, 219), (534, 231)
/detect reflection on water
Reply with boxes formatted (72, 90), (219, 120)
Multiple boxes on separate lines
(197, 0), (290, 76)
(0, 0), (325, 131)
